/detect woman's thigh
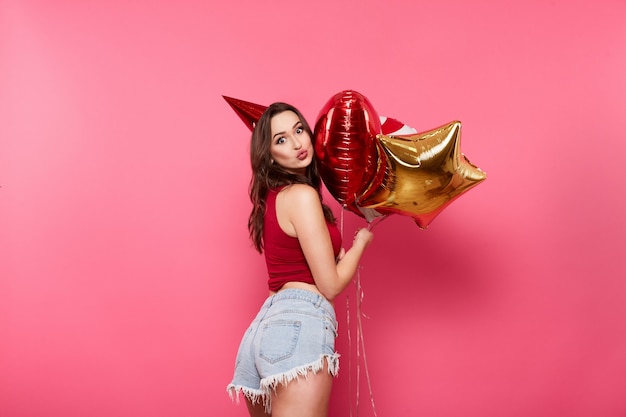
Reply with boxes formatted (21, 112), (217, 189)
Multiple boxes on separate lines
(270, 359), (333, 417)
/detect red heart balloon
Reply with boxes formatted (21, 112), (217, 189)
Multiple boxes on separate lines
(314, 90), (387, 218)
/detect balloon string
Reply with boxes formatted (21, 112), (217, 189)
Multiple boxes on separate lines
(341, 207), (378, 417)
(341, 209), (355, 417)
(356, 271), (378, 416)
(346, 294), (354, 417)
(355, 271), (361, 416)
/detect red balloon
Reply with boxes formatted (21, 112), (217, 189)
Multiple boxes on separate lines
(313, 90), (388, 218)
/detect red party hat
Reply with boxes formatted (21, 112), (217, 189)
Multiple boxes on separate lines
(222, 96), (267, 132)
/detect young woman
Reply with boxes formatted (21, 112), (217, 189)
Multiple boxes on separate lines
(227, 102), (374, 417)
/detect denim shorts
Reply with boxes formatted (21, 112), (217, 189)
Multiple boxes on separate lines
(227, 288), (339, 411)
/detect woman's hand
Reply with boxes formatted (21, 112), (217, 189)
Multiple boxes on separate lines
(353, 227), (374, 249)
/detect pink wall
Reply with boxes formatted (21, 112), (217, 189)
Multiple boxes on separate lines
(1, 1), (625, 416)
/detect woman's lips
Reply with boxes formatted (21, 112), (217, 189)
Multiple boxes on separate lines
(297, 150), (308, 160)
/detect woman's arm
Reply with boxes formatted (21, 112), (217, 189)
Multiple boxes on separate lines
(279, 184), (373, 301)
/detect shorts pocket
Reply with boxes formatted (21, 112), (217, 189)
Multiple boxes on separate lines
(259, 320), (301, 364)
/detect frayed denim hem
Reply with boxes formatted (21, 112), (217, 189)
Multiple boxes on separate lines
(226, 384), (267, 410)
(227, 353), (340, 413)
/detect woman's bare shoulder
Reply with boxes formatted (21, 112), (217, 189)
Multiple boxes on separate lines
(281, 184), (322, 211)
(280, 184), (319, 204)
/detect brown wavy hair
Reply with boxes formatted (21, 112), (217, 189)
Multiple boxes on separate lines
(248, 102), (335, 253)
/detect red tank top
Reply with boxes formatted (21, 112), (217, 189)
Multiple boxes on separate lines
(263, 187), (342, 292)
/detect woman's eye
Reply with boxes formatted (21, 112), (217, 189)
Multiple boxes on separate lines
(276, 137), (286, 144)
(296, 127), (303, 134)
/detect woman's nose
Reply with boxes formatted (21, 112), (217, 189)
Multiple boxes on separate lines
(293, 138), (302, 149)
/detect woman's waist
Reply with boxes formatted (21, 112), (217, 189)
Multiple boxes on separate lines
(267, 282), (335, 313)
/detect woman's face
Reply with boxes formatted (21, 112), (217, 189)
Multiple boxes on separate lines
(269, 110), (313, 175)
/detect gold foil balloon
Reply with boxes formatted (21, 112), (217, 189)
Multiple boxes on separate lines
(361, 121), (487, 228)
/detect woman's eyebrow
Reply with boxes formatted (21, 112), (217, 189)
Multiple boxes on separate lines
(273, 121), (301, 140)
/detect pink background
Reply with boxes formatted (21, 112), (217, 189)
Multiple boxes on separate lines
(1, 1), (625, 416)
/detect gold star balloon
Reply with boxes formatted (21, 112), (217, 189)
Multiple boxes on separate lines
(358, 120), (487, 228)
